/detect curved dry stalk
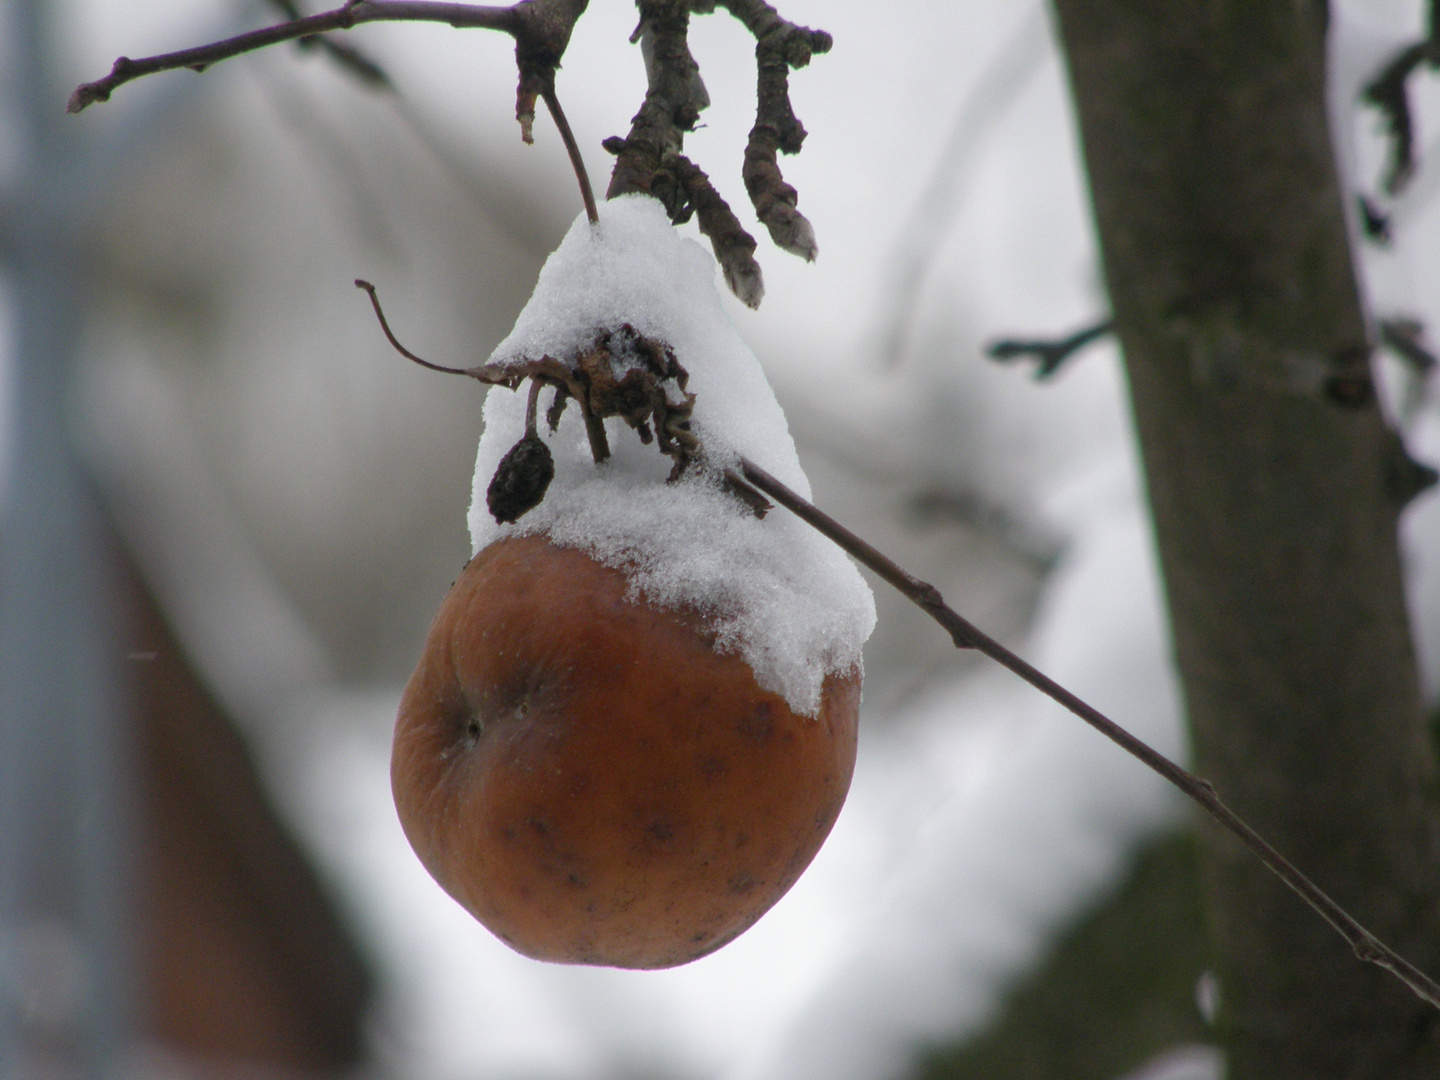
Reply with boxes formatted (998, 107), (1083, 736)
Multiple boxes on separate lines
(734, 456), (1440, 1013)
(542, 87), (598, 224)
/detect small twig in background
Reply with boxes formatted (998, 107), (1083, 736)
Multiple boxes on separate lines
(251, 56), (402, 257)
(1358, 194), (1393, 245)
(1379, 317), (1439, 377)
(261, 0), (565, 252)
(734, 456), (1440, 1014)
(873, 5), (1050, 368)
(268, 0), (394, 88)
(988, 316), (1114, 379)
(1360, 0), (1440, 199)
(1378, 316), (1440, 433)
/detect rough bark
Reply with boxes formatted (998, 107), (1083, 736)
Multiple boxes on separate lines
(1048, 2), (1440, 1077)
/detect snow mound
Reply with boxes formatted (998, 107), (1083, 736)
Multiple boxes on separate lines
(469, 195), (875, 715)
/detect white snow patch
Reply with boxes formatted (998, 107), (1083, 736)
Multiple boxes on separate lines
(469, 195), (875, 715)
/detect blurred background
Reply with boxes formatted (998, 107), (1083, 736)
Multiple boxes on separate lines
(1, 1), (1437, 1078)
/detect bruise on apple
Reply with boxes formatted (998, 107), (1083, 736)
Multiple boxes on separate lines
(392, 534), (860, 969)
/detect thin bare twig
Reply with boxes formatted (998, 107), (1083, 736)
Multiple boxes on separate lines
(268, 0), (395, 87)
(1360, 32), (1440, 197)
(72, 0), (599, 228)
(69, 1), (518, 113)
(1379, 317), (1439, 376)
(874, 5), (1049, 367)
(736, 456), (1440, 1013)
(355, 279), (476, 376)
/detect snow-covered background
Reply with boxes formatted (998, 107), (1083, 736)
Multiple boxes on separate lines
(5, 1), (1439, 1078)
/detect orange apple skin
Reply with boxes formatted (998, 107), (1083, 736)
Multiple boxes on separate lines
(391, 534), (860, 969)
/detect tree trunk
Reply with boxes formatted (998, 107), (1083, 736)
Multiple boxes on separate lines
(1047, 2), (1440, 1077)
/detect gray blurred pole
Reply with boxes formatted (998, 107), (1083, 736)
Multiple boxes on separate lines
(0, 0), (136, 1075)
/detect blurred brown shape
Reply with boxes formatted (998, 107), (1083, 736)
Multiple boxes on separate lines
(117, 533), (372, 1076)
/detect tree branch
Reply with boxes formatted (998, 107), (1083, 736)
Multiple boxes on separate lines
(69, 2), (520, 112)
(715, 0), (830, 261)
(1379, 316), (1439, 376)
(603, 1), (765, 304)
(70, 0), (597, 223)
(1361, 37), (1440, 197)
(604, 0), (699, 208)
(736, 456), (1440, 1014)
(988, 317), (1115, 379)
(670, 154), (763, 308)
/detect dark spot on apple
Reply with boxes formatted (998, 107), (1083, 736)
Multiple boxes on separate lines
(736, 702), (774, 742)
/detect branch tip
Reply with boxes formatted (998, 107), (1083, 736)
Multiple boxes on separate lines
(355, 279), (479, 377)
(68, 0), (545, 112)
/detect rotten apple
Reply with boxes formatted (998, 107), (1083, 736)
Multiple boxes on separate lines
(391, 533), (861, 969)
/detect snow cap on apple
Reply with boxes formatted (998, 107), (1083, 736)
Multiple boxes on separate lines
(469, 194), (876, 716)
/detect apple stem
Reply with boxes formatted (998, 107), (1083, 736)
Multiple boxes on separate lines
(542, 87), (599, 226)
(735, 455), (1440, 1013)
(524, 377), (544, 437)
